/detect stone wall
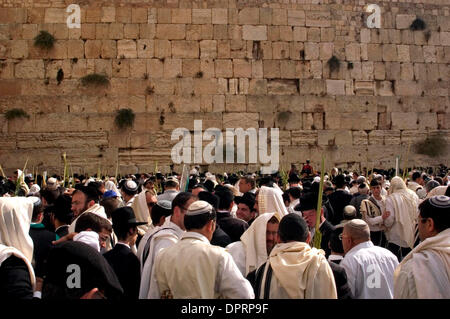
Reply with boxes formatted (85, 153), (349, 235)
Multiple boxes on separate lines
(0, 0), (449, 175)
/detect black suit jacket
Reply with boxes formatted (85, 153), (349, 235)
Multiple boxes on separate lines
(327, 190), (353, 225)
(328, 261), (353, 299)
(0, 255), (34, 299)
(216, 211), (249, 242)
(316, 220), (335, 258)
(103, 244), (141, 300)
(29, 225), (57, 277)
(211, 224), (231, 248)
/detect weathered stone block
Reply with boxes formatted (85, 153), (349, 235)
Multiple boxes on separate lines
(233, 59), (252, 78)
(263, 60), (280, 78)
(395, 81), (423, 96)
(124, 24), (139, 39)
(137, 40), (154, 58)
(326, 80), (345, 95)
(215, 59), (233, 78)
(172, 41), (199, 59)
(223, 113), (259, 129)
(396, 14), (416, 29)
(242, 25), (267, 41)
(156, 24), (185, 40)
(117, 40), (137, 59)
(15, 59), (44, 79)
(200, 40), (217, 59)
(304, 42), (319, 60)
(163, 59), (182, 78)
(212, 8), (228, 25)
(288, 10), (305, 26)
(391, 112), (418, 130)
(171, 9), (191, 24)
(192, 9), (211, 24)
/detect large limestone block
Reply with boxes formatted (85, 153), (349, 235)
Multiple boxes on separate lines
(391, 112), (418, 130)
(223, 113), (259, 129)
(242, 26), (267, 41)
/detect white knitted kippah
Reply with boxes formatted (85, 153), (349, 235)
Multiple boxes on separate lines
(186, 200), (213, 216)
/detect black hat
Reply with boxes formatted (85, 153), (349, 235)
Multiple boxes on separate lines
(198, 191), (220, 209)
(111, 206), (147, 231)
(294, 192), (317, 212)
(234, 192), (256, 210)
(279, 213), (309, 242)
(42, 241), (123, 299)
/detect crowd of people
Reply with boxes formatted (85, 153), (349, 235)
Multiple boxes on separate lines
(0, 163), (449, 299)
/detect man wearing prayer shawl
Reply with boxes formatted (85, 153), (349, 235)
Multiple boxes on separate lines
(0, 197), (36, 299)
(394, 195), (450, 298)
(153, 201), (254, 299)
(138, 193), (196, 299)
(226, 213), (280, 276)
(256, 186), (289, 217)
(252, 214), (337, 299)
(383, 177), (420, 261)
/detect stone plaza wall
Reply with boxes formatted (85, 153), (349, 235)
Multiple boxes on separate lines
(0, 0), (449, 175)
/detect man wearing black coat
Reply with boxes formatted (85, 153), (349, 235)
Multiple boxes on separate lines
(294, 192), (335, 257)
(214, 188), (249, 242)
(103, 206), (146, 299)
(327, 175), (353, 225)
(28, 197), (57, 279)
(197, 191), (231, 247)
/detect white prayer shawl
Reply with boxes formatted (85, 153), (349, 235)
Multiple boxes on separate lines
(74, 231), (100, 252)
(138, 221), (184, 299)
(394, 228), (450, 299)
(104, 181), (122, 199)
(226, 212), (276, 276)
(425, 185), (448, 199)
(131, 190), (152, 235)
(68, 203), (109, 233)
(0, 244), (36, 290)
(257, 186), (288, 220)
(0, 197), (34, 263)
(263, 242), (337, 299)
(385, 177), (419, 249)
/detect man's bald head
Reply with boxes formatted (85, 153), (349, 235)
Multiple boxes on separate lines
(342, 219), (370, 253)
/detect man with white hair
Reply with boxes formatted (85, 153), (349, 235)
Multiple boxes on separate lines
(394, 196), (450, 298)
(340, 219), (399, 299)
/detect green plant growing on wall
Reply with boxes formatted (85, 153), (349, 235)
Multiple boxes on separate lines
(34, 30), (55, 50)
(195, 71), (203, 78)
(414, 135), (447, 158)
(80, 73), (110, 87)
(4, 108), (30, 121)
(114, 108), (135, 130)
(410, 18), (426, 31)
(327, 56), (340, 73)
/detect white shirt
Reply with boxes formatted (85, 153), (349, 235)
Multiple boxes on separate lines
(151, 232), (254, 299)
(340, 241), (399, 299)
